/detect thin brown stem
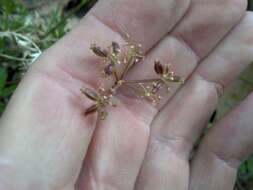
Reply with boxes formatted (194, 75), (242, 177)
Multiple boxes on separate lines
(113, 70), (119, 81)
(120, 56), (133, 79)
(123, 78), (162, 84)
(111, 80), (124, 92)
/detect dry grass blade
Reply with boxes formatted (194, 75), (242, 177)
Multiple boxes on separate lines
(81, 88), (98, 101)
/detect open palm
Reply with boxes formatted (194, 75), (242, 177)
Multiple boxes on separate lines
(0, 0), (253, 190)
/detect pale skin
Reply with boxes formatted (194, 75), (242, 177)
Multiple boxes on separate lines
(0, 0), (253, 189)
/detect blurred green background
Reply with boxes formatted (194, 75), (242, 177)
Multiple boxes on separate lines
(0, 0), (253, 189)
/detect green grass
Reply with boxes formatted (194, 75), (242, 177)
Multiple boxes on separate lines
(0, 1), (253, 189)
(0, 0), (79, 112)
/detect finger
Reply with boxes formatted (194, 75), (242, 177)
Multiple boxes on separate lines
(92, 0), (190, 51)
(135, 11), (252, 190)
(126, 0), (247, 107)
(190, 92), (253, 190)
(0, 0), (189, 189)
(0, 72), (98, 189)
(172, 0), (247, 57)
(39, 0), (190, 89)
(75, 97), (156, 190)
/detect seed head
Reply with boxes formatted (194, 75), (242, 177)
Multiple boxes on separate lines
(83, 39), (184, 120)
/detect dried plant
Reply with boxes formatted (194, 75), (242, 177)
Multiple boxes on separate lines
(81, 40), (184, 120)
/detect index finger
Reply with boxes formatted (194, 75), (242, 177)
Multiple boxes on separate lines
(36, 0), (190, 87)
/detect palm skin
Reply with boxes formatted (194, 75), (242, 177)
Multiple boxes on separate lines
(0, 0), (253, 190)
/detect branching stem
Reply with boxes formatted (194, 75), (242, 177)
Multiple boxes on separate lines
(123, 78), (162, 84)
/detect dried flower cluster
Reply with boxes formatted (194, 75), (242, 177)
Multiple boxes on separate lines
(81, 40), (184, 120)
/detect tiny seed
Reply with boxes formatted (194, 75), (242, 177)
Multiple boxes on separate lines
(112, 41), (121, 54)
(154, 60), (164, 75)
(164, 64), (170, 74)
(90, 44), (108, 57)
(104, 63), (114, 75)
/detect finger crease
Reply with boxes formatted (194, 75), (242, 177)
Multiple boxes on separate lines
(90, 13), (127, 43)
(151, 134), (192, 161)
(205, 143), (242, 170)
(195, 72), (225, 98)
(173, 34), (200, 62)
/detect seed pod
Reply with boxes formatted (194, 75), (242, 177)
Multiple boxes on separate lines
(85, 104), (98, 116)
(81, 88), (98, 101)
(164, 64), (170, 74)
(90, 44), (108, 57)
(112, 41), (121, 54)
(154, 61), (164, 75)
(104, 63), (114, 75)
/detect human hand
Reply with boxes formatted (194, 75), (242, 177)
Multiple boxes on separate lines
(0, 0), (253, 190)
